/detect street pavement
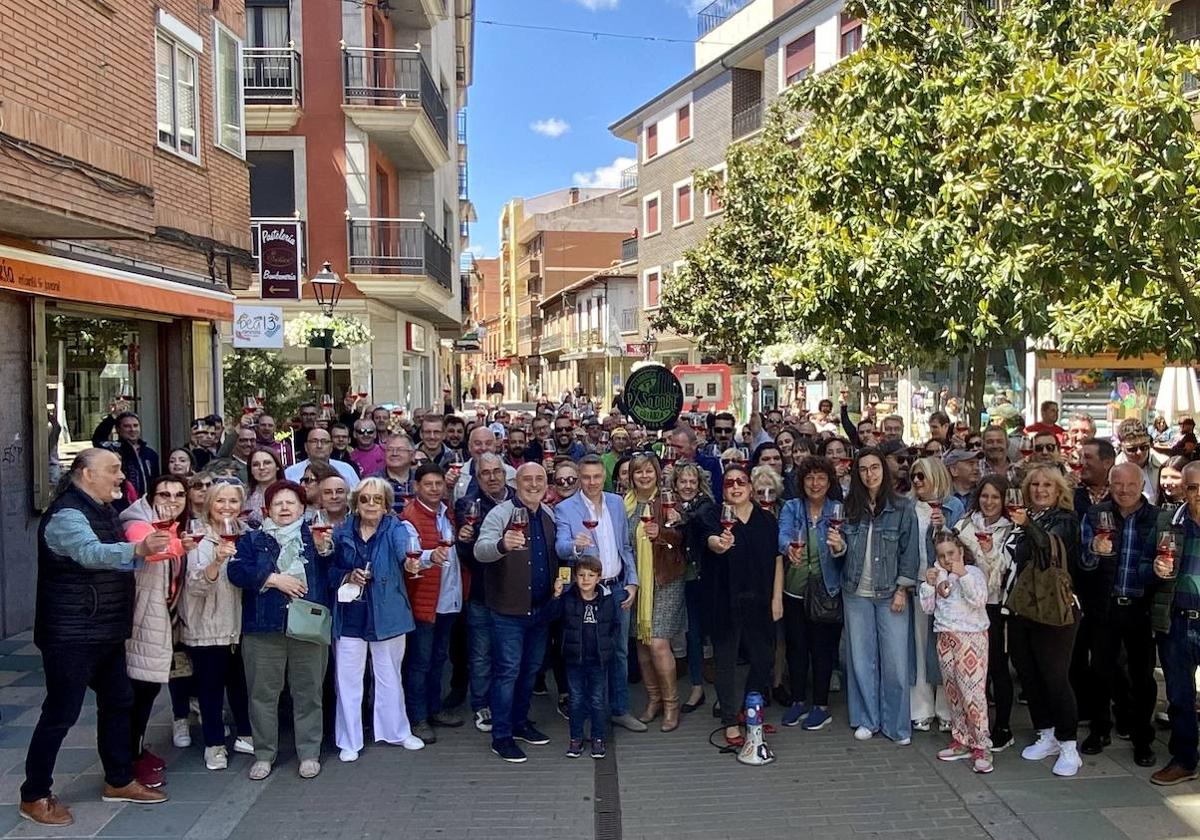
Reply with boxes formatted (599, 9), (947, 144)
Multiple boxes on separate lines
(1, 631), (1200, 840)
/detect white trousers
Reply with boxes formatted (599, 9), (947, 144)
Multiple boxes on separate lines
(910, 613), (950, 723)
(335, 634), (412, 752)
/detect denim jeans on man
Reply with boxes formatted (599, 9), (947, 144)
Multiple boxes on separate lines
(403, 613), (456, 724)
(609, 597), (631, 716)
(467, 600), (492, 712)
(489, 607), (550, 742)
(842, 591), (912, 741)
(1159, 613), (1200, 770)
(567, 662), (608, 741)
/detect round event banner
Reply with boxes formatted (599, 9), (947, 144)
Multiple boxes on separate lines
(623, 365), (684, 431)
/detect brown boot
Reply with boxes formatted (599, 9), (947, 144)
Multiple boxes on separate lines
(101, 781), (168, 804)
(18, 796), (74, 826)
(636, 645), (661, 723)
(654, 645), (681, 732)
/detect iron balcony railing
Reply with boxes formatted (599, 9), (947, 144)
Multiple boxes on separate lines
(342, 47), (449, 147)
(244, 47), (302, 106)
(620, 164), (638, 192)
(732, 100), (764, 139)
(696, 0), (754, 36)
(621, 236), (638, 263)
(346, 218), (452, 289)
(458, 163), (469, 200)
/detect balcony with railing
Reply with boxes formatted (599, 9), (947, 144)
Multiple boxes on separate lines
(620, 236), (638, 265)
(346, 218), (458, 326)
(732, 100), (764, 139)
(341, 48), (450, 171)
(696, 0), (755, 37)
(244, 47), (303, 130)
(620, 165), (638, 192)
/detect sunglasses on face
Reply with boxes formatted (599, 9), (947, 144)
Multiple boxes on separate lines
(1124, 444), (1150, 454)
(555, 476), (578, 487)
(967, 442), (983, 450)
(724, 477), (748, 488)
(1034, 443), (1058, 453)
(358, 494), (386, 506)
(355, 428), (376, 435)
(190, 480), (213, 490)
(911, 472), (926, 482)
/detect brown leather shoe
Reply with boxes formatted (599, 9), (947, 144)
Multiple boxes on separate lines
(19, 796), (74, 826)
(1151, 763), (1200, 786)
(101, 781), (168, 804)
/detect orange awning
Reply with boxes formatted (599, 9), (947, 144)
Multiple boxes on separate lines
(0, 244), (234, 321)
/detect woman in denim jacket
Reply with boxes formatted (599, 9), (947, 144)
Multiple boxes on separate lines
(831, 448), (921, 744)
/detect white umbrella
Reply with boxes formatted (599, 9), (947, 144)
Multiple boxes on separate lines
(1153, 366), (1200, 423)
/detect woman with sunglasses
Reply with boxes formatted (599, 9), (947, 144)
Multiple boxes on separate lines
(702, 465), (783, 745)
(179, 479), (254, 770)
(626, 454), (687, 731)
(672, 461), (716, 714)
(835, 447), (920, 744)
(777, 456), (844, 731)
(908, 456), (964, 732)
(953, 474), (1016, 750)
(331, 477), (423, 762)
(548, 461), (580, 507)
(244, 448), (284, 529)
(119, 474), (191, 788)
(1006, 466), (1083, 776)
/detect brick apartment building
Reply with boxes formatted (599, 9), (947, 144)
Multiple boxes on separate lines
(0, 0), (251, 634)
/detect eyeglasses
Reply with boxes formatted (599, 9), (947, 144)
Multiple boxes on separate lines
(967, 442), (983, 450)
(723, 477), (748, 487)
(1034, 443), (1058, 453)
(911, 472), (926, 482)
(189, 480), (213, 490)
(1124, 444), (1150, 454)
(355, 428), (376, 435)
(555, 476), (578, 486)
(358, 494), (386, 506)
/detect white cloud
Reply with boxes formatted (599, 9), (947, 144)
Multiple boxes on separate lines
(573, 0), (619, 9)
(530, 117), (571, 139)
(572, 155), (636, 189)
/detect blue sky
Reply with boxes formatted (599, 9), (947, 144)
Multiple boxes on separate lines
(465, 0), (709, 256)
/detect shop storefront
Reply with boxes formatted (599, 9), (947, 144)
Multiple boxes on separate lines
(1035, 352), (1170, 440)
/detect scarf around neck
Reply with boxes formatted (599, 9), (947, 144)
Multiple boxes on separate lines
(262, 517), (308, 587)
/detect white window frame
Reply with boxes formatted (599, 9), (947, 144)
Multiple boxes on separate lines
(704, 163), (727, 217)
(156, 30), (201, 162)
(643, 265), (662, 310)
(642, 191), (662, 238)
(213, 20), (246, 159)
(672, 177), (694, 228)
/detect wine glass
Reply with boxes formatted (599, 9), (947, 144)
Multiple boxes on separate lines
(187, 518), (206, 544)
(639, 501), (655, 525)
(152, 504), (174, 532)
(1005, 488), (1024, 518)
(828, 502), (845, 531)
(255, 388), (266, 409)
(1096, 510), (1114, 538)
(242, 395), (258, 416)
(310, 509), (331, 538)
(737, 447), (750, 467)
(220, 517), (239, 544)
(510, 507), (529, 534)
(466, 499), (481, 526)
(660, 490), (676, 518)
(1020, 435), (1034, 460)
(406, 546), (424, 579)
(720, 503), (736, 532)
(321, 393), (334, 411)
(757, 486), (776, 511)
(789, 527), (806, 563)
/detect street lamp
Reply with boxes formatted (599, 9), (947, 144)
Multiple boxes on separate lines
(309, 260), (343, 397)
(643, 327), (658, 361)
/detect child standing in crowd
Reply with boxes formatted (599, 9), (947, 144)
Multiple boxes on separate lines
(557, 556), (620, 760)
(919, 531), (993, 773)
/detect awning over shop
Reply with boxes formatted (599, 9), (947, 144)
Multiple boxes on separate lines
(0, 244), (235, 321)
(1154, 366), (1200, 423)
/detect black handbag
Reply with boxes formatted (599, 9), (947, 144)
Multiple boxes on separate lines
(804, 570), (843, 624)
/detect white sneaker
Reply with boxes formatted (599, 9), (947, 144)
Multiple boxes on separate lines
(854, 726), (874, 741)
(298, 758), (321, 779)
(338, 749), (359, 763)
(172, 718), (191, 748)
(1053, 740), (1082, 777)
(474, 708), (493, 733)
(896, 737), (912, 746)
(399, 735), (426, 751)
(204, 745), (228, 771)
(1022, 728), (1061, 761)
(233, 737), (254, 755)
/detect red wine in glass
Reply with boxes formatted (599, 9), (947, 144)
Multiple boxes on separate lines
(466, 500), (481, 527)
(1005, 488), (1024, 518)
(582, 519), (599, 530)
(219, 532), (239, 544)
(311, 525), (332, 538)
(789, 531), (804, 552)
(828, 502), (846, 531)
(509, 507), (529, 534)
(406, 549), (423, 578)
(720, 503), (736, 531)
(1095, 511), (1114, 540)
(1020, 436), (1034, 459)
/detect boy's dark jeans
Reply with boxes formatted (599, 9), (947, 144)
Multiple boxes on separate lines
(567, 661), (608, 742)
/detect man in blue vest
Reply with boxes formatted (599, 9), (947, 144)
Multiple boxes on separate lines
(19, 449), (170, 826)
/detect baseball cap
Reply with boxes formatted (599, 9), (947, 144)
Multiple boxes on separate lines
(488, 421), (508, 439)
(943, 449), (983, 467)
(1117, 418), (1149, 442)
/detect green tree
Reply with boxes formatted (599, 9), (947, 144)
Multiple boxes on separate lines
(662, 0), (1200, 415)
(222, 349), (310, 424)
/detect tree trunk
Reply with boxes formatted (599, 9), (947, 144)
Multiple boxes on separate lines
(963, 345), (990, 428)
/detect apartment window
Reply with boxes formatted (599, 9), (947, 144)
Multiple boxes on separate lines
(784, 31), (815, 85)
(705, 165), (727, 216)
(643, 192), (661, 236)
(645, 123), (658, 159)
(645, 268), (661, 309)
(674, 180), (693, 226)
(156, 32), (200, 159)
(840, 14), (864, 58)
(248, 150), (295, 216)
(677, 104), (691, 142)
(213, 22), (245, 157)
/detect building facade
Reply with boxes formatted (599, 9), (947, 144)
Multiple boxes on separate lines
(239, 0), (475, 408)
(0, 0), (250, 634)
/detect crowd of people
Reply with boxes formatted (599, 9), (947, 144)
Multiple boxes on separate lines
(16, 383), (1200, 827)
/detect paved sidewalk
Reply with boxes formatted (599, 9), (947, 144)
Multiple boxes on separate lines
(3, 632), (1200, 840)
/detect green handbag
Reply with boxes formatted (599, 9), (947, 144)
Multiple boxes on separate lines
(285, 598), (332, 646)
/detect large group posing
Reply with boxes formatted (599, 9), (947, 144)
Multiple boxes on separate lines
(15, 383), (1200, 827)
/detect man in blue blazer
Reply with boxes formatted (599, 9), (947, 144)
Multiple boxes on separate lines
(554, 454), (644, 732)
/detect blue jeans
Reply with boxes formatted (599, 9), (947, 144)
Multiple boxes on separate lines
(567, 661), (608, 741)
(843, 591), (912, 741)
(1158, 613), (1200, 771)
(467, 601), (492, 712)
(403, 613), (456, 724)
(609, 597), (631, 716)
(489, 608), (550, 742)
(685, 579), (704, 687)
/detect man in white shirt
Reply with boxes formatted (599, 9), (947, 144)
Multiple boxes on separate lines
(284, 428), (359, 489)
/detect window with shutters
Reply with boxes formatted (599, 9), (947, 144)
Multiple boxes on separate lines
(840, 13), (863, 58)
(677, 104), (691, 142)
(705, 164), (727, 216)
(645, 268), (661, 309)
(645, 123), (658, 160)
(674, 179), (693, 226)
(784, 30), (815, 85)
(1170, 0), (1200, 42)
(213, 22), (245, 158)
(156, 32), (200, 160)
(643, 192), (661, 236)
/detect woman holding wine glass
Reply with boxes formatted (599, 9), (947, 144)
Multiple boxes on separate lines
(331, 477), (423, 762)
(834, 448), (920, 745)
(227, 479), (336, 781)
(671, 462), (716, 714)
(178, 479), (254, 770)
(118, 475), (191, 788)
(1005, 466), (1083, 776)
(625, 454), (686, 732)
(952, 474), (1016, 750)
(243, 448), (284, 528)
(701, 465), (783, 745)
(776, 456), (844, 731)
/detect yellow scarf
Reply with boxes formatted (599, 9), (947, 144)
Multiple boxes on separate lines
(624, 491), (656, 644)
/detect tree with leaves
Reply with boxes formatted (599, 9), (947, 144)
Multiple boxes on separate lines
(662, 0), (1200, 415)
(222, 349), (310, 425)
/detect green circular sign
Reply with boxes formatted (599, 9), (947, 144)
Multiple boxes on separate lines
(623, 365), (684, 431)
